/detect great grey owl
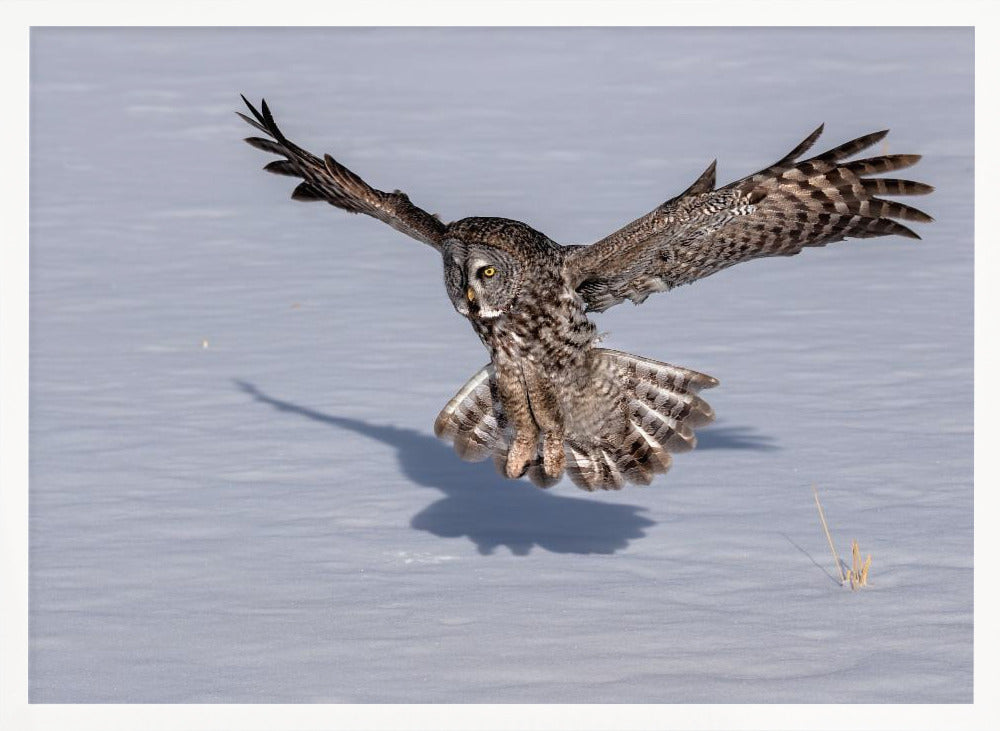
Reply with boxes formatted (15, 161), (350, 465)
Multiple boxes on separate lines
(239, 96), (932, 491)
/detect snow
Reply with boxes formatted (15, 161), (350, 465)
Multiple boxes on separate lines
(28, 27), (972, 703)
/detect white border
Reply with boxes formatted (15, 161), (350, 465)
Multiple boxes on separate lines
(1, 2), (994, 730)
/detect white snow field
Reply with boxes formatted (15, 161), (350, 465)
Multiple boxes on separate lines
(29, 27), (972, 703)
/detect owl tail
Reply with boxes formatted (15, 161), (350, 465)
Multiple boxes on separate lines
(434, 350), (718, 492)
(561, 350), (718, 491)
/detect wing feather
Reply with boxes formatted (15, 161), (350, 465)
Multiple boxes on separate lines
(239, 96), (447, 249)
(677, 159), (718, 198)
(566, 127), (933, 312)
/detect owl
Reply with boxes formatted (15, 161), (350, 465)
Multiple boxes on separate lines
(239, 96), (932, 491)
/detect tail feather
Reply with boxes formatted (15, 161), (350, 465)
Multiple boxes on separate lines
(435, 349), (717, 491)
(598, 448), (627, 490)
(604, 348), (719, 393)
(631, 401), (696, 453)
(632, 423), (675, 474)
(433, 365), (505, 462)
(610, 423), (662, 486)
(568, 349), (716, 490)
(564, 441), (603, 489)
(569, 444), (627, 491)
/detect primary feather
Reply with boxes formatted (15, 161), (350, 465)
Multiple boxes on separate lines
(568, 125), (933, 312)
(240, 96), (447, 249)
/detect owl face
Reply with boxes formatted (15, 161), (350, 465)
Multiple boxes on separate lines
(442, 239), (522, 320)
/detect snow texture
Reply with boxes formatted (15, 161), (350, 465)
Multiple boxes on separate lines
(30, 27), (972, 703)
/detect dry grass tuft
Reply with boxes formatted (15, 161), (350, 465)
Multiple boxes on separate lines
(849, 539), (873, 590)
(812, 485), (872, 591)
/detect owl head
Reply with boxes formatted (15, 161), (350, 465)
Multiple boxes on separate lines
(441, 217), (552, 321)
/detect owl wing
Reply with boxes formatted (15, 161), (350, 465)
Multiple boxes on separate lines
(564, 125), (934, 312)
(239, 96), (447, 250)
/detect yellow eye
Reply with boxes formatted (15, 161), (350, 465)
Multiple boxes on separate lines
(482, 266), (496, 278)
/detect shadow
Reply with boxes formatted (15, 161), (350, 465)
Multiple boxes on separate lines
(696, 423), (780, 452)
(779, 532), (843, 586)
(234, 380), (656, 556)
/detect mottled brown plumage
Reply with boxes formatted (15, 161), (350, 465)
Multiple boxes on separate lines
(239, 96), (932, 491)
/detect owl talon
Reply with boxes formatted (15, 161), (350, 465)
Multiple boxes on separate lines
(542, 434), (566, 479)
(505, 455), (531, 479)
(505, 439), (535, 479)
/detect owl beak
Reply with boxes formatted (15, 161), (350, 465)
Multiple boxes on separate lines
(466, 287), (476, 302)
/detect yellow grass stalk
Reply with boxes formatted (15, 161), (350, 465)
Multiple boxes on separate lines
(849, 539), (872, 590)
(812, 485), (846, 584)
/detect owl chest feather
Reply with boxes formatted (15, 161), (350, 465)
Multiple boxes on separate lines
(484, 297), (628, 442)
(483, 280), (593, 372)
(460, 251), (626, 441)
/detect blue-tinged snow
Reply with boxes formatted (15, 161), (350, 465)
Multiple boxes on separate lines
(29, 27), (972, 703)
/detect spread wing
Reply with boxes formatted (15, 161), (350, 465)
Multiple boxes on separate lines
(565, 125), (934, 312)
(238, 96), (447, 250)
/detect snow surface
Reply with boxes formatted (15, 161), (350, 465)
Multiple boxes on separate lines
(29, 27), (972, 703)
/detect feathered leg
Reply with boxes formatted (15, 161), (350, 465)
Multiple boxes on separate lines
(522, 366), (566, 481)
(435, 350), (718, 491)
(495, 365), (538, 479)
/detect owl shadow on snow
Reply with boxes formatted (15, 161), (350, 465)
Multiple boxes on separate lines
(234, 380), (777, 556)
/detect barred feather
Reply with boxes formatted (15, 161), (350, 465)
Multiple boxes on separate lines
(843, 154), (922, 176)
(564, 351), (717, 490)
(567, 126), (933, 312)
(433, 365), (506, 462)
(239, 95), (447, 248)
(813, 129), (888, 163)
(860, 178), (934, 197)
(435, 350), (717, 491)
